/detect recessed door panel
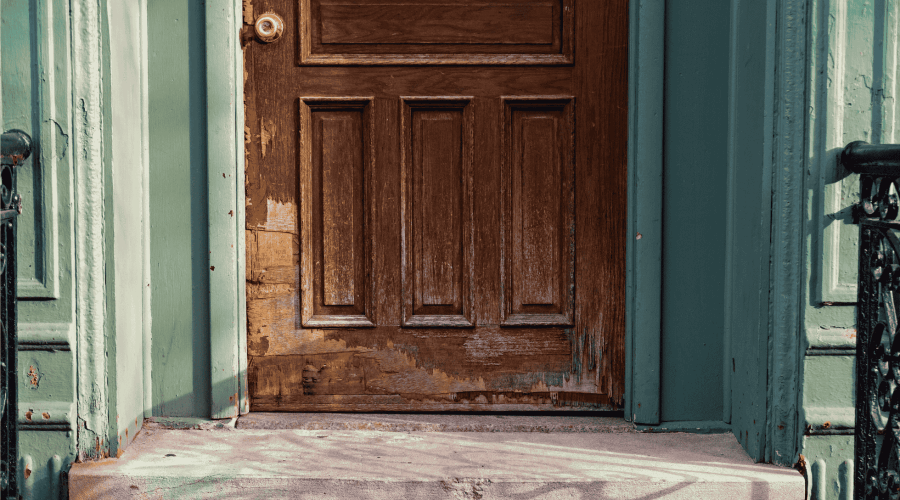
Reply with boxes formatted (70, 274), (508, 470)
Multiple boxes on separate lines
(300, 0), (574, 65)
(501, 97), (574, 326)
(300, 98), (374, 328)
(401, 98), (474, 327)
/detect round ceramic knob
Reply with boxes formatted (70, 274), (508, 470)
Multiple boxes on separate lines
(255, 13), (284, 43)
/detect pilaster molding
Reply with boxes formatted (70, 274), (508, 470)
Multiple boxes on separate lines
(71, 0), (109, 460)
(626, 0), (665, 426)
(767, 0), (809, 467)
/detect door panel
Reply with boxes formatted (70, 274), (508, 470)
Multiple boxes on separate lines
(501, 97), (574, 326)
(300, 0), (574, 64)
(299, 98), (375, 328)
(245, 0), (627, 411)
(401, 98), (475, 327)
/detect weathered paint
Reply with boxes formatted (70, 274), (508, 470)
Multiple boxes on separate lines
(725, 0), (776, 462)
(72, 0), (109, 463)
(798, 0), (900, 496)
(206, 0), (244, 420)
(1, 0), (80, 490)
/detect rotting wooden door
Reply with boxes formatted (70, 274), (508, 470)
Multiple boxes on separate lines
(244, 0), (627, 411)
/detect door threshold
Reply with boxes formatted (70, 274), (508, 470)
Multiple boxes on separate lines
(235, 412), (633, 433)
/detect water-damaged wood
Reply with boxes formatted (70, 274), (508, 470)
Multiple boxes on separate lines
(244, 0), (627, 411)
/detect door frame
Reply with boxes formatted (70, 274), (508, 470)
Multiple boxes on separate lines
(204, 0), (664, 421)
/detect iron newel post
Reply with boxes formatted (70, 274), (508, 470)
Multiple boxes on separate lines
(0, 129), (32, 498)
(845, 140), (900, 499)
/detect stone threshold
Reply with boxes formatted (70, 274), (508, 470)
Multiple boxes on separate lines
(69, 414), (806, 499)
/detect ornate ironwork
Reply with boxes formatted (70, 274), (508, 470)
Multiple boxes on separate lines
(0, 129), (31, 499)
(847, 140), (900, 499)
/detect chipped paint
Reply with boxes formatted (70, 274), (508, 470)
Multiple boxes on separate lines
(260, 119), (275, 158)
(27, 365), (41, 388)
(252, 200), (296, 233)
(242, 0), (253, 25)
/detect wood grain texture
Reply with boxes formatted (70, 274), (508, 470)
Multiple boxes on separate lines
(401, 98), (474, 327)
(300, 0), (574, 65)
(319, 4), (554, 45)
(300, 98), (375, 328)
(500, 97), (575, 326)
(244, 0), (627, 411)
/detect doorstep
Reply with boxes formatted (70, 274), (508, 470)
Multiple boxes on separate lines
(69, 414), (805, 500)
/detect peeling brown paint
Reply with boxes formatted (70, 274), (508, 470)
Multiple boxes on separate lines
(42, 412), (50, 420)
(242, 0), (254, 25)
(25, 411), (32, 421)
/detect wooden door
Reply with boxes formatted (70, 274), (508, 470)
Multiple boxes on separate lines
(244, 0), (627, 411)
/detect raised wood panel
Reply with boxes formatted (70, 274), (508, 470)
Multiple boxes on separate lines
(300, 98), (374, 327)
(401, 98), (474, 327)
(300, 0), (574, 65)
(500, 97), (574, 326)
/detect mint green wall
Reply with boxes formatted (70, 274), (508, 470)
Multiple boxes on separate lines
(800, 0), (900, 497)
(148, 0), (211, 418)
(660, 0), (731, 423)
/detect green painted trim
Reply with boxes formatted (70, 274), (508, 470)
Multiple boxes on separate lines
(234, 0), (249, 415)
(140, 0), (152, 419)
(626, 0), (664, 425)
(723, 0), (739, 426)
(72, 0), (110, 459)
(206, 0), (243, 419)
(767, 0), (807, 467)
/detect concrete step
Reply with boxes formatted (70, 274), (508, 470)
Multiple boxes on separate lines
(69, 417), (805, 499)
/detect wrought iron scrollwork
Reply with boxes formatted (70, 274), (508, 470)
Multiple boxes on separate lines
(0, 129), (30, 498)
(846, 140), (900, 499)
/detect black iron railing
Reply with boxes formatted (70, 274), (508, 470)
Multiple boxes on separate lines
(846, 140), (900, 499)
(0, 130), (30, 499)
